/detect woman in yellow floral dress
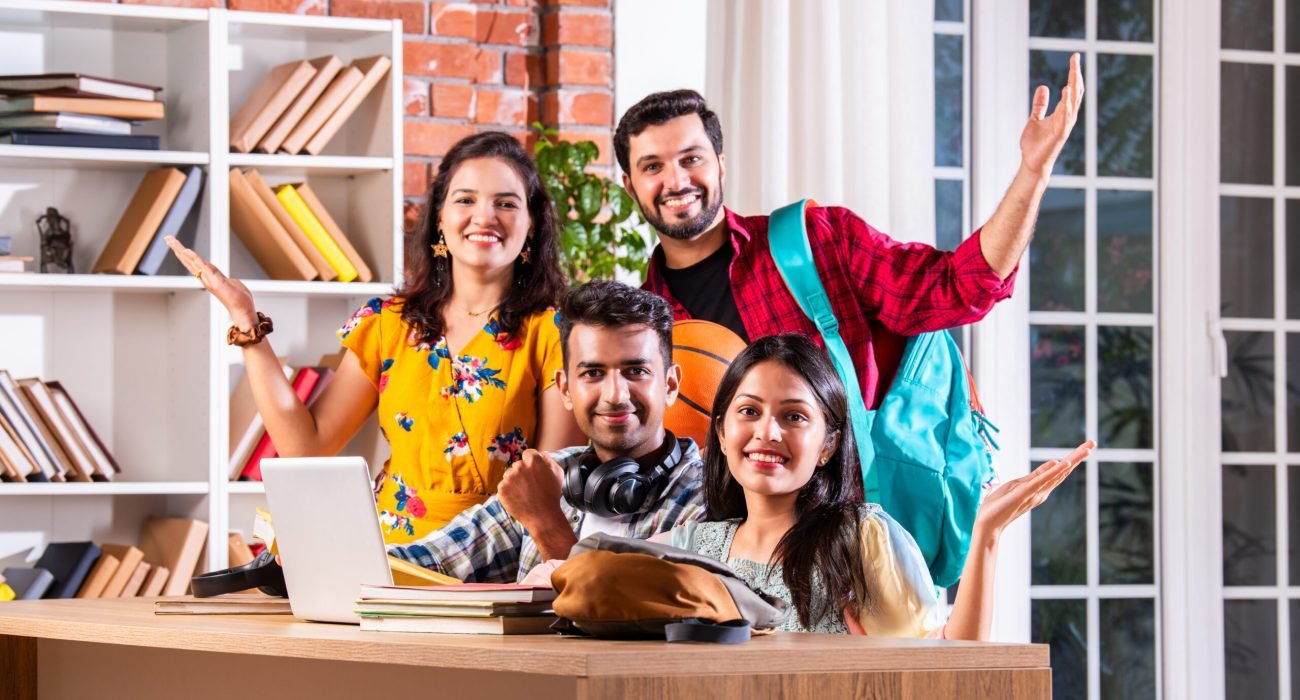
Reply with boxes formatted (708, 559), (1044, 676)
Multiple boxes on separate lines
(169, 132), (585, 542)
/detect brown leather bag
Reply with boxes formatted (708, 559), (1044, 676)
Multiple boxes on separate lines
(550, 533), (788, 643)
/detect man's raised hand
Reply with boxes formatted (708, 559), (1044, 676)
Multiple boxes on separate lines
(1020, 52), (1085, 178)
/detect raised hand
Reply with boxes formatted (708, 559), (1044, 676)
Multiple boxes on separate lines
(166, 236), (258, 327)
(497, 449), (576, 560)
(1021, 52), (1085, 178)
(974, 440), (1095, 539)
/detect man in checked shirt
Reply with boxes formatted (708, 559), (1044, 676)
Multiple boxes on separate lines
(619, 54), (1085, 410)
(388, 280), (705, 583)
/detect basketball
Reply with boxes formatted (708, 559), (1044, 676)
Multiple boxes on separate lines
(665, 320), (749, 448)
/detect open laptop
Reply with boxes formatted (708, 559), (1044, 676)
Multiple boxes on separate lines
(260, 456), (393, 624)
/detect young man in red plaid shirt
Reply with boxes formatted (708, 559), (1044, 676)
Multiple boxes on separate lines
(617, 54), (1084, 409)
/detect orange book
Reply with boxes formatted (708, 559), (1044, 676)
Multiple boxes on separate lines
(228, 532), (255, 568)
(138, 517), (209, 597)
(92, 168), (188, 275)
(229, 60), (317, 153)
(140, 565), (170, 598)
(99, 544), (145, 598)
(302, 55), (390, 156)
(244, 169), (336, 280)
(13, 377), (84, 481)
(75, 553), (121, 599)
(0, 94), (164, 120)
(280, 65), (362, 155)
(120, 561), (152, 597)
(256, 55), (342, 154)
(228, 168), (317, 281)
(294, 182), (373, 283)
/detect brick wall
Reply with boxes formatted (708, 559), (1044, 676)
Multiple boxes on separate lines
(120, 0), (616, 232)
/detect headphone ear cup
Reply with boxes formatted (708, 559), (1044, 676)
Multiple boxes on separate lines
(563, 451), (597, 510)
(585, 458), (641, 518)
(609, 474), (651, 515)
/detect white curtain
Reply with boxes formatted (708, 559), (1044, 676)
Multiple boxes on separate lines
(705, 0), (936, 244)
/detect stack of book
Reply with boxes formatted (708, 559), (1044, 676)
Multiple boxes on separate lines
(91, 165), (205, 276)
(155, 593), (292, 615)
(228, 351), (344, 481)
(0, 73), (165, 150)
(229, 168), (372, 282)
(356, 583), (558, 635)
(0, 370), (121, 483)
(231, 54), (390, 155)
(1, 517), (208, 600)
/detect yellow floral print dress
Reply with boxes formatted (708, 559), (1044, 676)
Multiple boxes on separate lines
(338, 297), (563, 544)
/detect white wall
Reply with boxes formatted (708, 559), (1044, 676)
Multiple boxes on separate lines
(613, 0), (709, 159)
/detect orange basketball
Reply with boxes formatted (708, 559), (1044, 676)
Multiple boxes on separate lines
(665, 320), (749, 448)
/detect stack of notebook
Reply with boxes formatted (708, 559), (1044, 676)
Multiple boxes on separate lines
(356, 583), (558, 635)
(230, 54), (390, 155)
(0, 73), (165, 150)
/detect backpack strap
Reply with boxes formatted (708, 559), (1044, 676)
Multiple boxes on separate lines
(665, 618), (752, 644)
(768, 199), (878, 500)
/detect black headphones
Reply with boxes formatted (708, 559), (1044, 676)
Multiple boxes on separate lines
(191, 548), (289, 598)
(562, 432), (684, 518)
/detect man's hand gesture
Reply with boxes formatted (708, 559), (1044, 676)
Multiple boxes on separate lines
(1021, 52), (1085, 178)
(497, 449), (578, 560)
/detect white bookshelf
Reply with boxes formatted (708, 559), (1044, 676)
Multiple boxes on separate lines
(0, 0), (403, 573)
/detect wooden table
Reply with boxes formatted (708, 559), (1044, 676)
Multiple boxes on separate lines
(0, 598), (1050, 699)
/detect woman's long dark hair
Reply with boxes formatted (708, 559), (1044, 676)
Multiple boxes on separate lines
(704, 334), (868, 629)
(397, 131), (567, 345)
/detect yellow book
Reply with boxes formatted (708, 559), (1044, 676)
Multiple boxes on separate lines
(274, 184), (359, 283)
(0, 582), (14, 601)
(388, 555), (461, 586)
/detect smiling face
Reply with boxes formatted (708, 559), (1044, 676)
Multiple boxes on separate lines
(438, 156), (531, 276)
(717, 360), (838, 498)
(557, 323), (680, 461)
(621, 113), (726, 241)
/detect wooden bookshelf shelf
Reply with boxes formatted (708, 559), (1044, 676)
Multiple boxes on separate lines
(0, 0), (402, 570)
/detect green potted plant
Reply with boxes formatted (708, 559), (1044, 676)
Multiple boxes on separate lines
(532, 124), (648, 283)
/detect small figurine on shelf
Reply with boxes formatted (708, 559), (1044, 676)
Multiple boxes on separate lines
(36, 207), (73, 273)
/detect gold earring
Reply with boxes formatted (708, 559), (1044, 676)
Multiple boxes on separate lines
(519, 238), (532, 264)
(431, 229), (449, 258)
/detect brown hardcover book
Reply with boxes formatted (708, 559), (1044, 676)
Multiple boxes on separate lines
(0, 426), (27, 482)
(228, 532), (255, 568)
(138, 517), (209, 597)
(99, 544), (145, 598)
(12, 378), (83, 481)
(228, 168), (317, 281)
(293, 182), (373, 283)
(75, 553), (121, 599)
(303, 55), (391, 156)
(256, 55), (342, 154)
(92, 168), (188, 275)
(229, 60), (317, 153)
(244, 169), (336, 280)
(140, 565), (170, 598)
(0, 410), (42, 481)
(47, 381), (121, 480)
(279, 65), (362, 155)
(120, 561), (152, 597)
(18, 379), (95, 482)
(0, 94), (164, 120)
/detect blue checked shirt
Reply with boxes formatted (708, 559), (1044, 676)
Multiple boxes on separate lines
(387, 440), (707, 583)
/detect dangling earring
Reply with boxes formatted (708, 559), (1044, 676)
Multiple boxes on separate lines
(431, 229), (449, 258)
(519, 237), (532, 264)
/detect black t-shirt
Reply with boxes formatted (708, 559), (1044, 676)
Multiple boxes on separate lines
(660, 242), (749, 342)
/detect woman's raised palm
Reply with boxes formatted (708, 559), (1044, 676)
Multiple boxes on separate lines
(975, 440), (1094, 538)
(165, 236), (257, 322)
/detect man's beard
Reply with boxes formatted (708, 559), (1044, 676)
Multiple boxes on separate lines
(638, 186), (724, 241)
(585, 401), (645, 453)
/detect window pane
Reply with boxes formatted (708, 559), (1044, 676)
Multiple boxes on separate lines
(1291, 0), (1300, 52)
(1223, 464), (1277, 585)
(1225, 600), (1279, 700)
(1031, 51), (1086, 175)
(1098, 0), (1154, 42)
(1222, 0), (1274, 50)
(1290, 334), (1300, 450)
(935, 0), (963, 22)
(1290, 465), (1300, 583)
(1030, 188), (1086, 311)
(1289, 67), (1300, 186)
(1097, 190), (1153, 313)
(1099, 326), (1153, 449)
(1033, 461), (1087, 585)
(1031, 325), (1087, 447)
(1220, 197), (1275, 319)
(1030, 0), (1085, 38)
(1100, 599), (1157, 699)
(1032, 599), (1087, 700)
(1100, 462), (1155, 584)
(936, 179), (963, 252)
(935, 34), (963, 168)
(1289, 201), (1300, 319)
(1222, 331), (1276, 452)
(1221, 62), (1275, 185)
(1098, 53), (1153, 178)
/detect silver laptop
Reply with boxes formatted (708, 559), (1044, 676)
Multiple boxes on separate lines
(261, 456), (393, 624)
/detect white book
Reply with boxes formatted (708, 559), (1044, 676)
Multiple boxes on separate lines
(0, 112), (131, 135)
(0, 73), (159, 101)
(0, 371), (60, 480)
(18, 380), (96, 480)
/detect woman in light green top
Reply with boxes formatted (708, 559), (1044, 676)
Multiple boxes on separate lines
(670, 334), (1092, 638)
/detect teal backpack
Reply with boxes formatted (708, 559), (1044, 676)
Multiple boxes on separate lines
(768, 199), (1000, 588)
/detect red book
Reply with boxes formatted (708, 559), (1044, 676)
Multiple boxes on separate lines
(239, 367), (321, 481)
